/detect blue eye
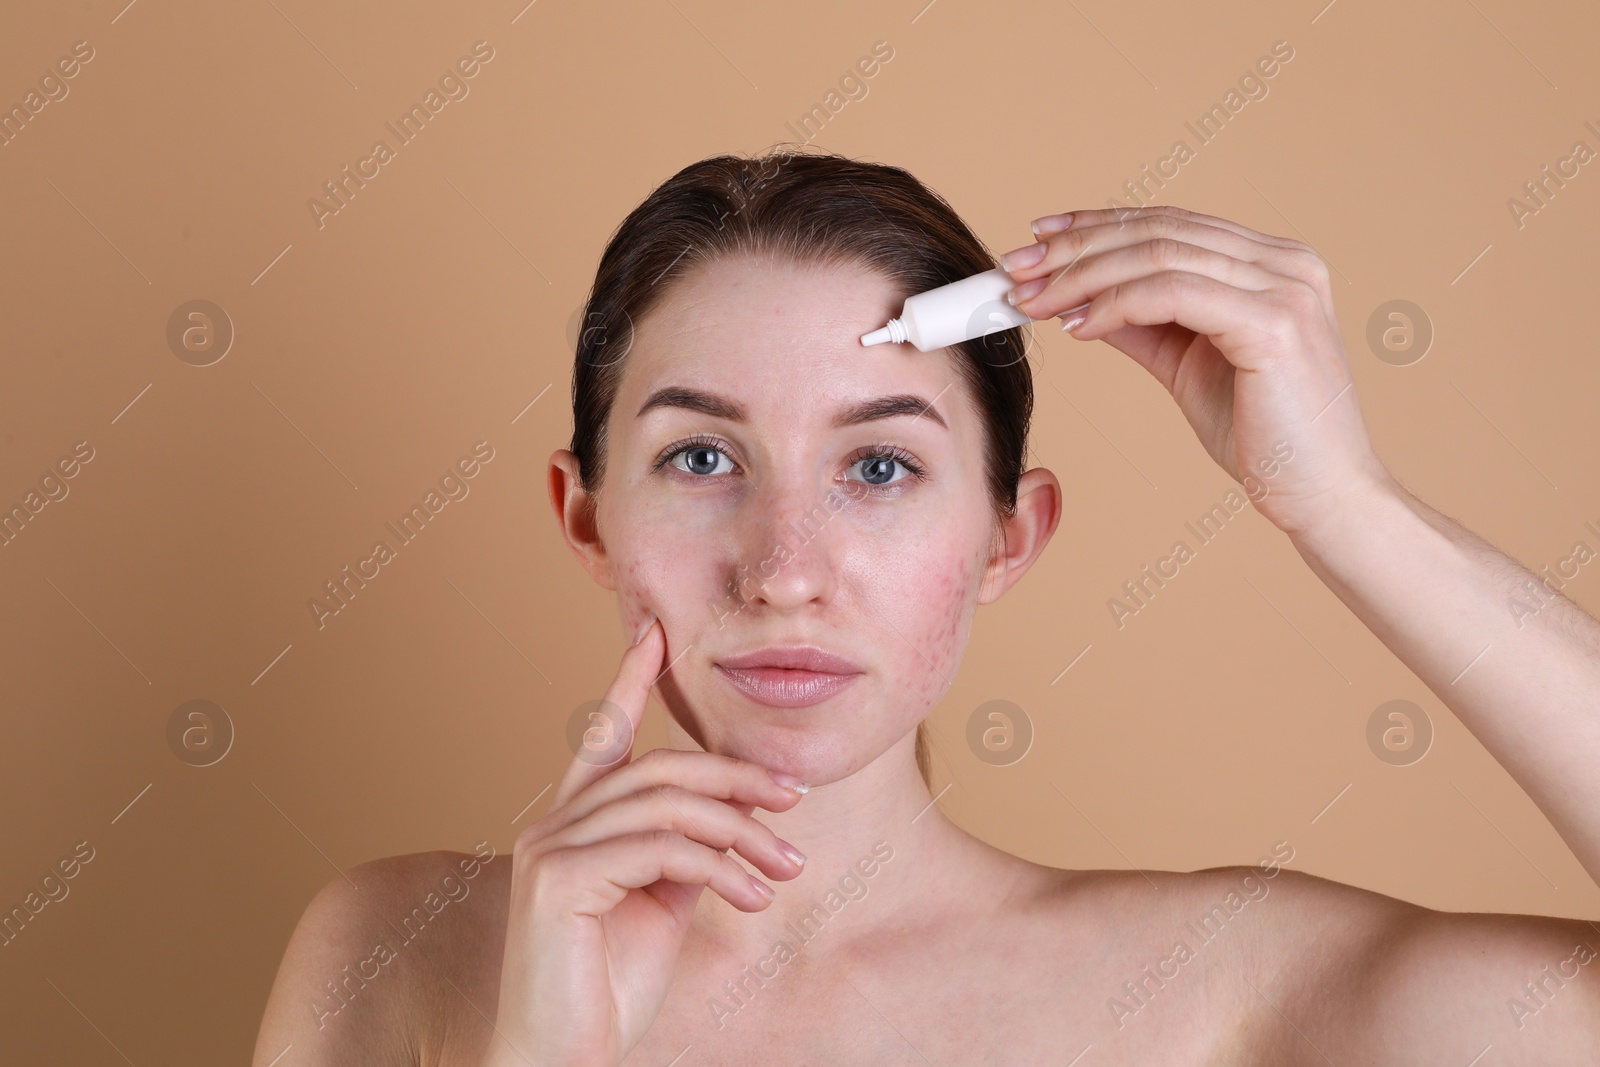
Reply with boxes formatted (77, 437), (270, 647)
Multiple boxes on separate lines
(653, 435), (926, 489)
(849, 455), (909, 485)
(846, 445), (924, 487)
(666, 441), (734, 476)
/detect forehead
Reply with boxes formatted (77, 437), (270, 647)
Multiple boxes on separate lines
(614, 253), (972, 427)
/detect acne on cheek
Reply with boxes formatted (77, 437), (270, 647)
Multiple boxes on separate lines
(899, 550), (981, 705)
(607, 500), (683, 629)
(615, 557), (662, 640)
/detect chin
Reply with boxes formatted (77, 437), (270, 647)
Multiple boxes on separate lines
(663, 685), (886, 786)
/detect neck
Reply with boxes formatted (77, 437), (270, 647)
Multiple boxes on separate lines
(666, 718), (970, 964)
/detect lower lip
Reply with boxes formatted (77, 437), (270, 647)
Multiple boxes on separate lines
(714, 665), (862, 708)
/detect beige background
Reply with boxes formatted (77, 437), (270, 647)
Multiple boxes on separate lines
(3, 0), (1598, 1061)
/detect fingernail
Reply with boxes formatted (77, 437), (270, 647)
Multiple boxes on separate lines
(748, 874), (775, 900)
(1030, 213), (1074, 235)
(1056, 301), (1091, 327)
(1007, 277), (1048, 306)
(775, 837), (806, 867)
(999, 241), (1046, 272)
(632, 613), (656, 645)
(1060, 314), (1087, 333)
(768, 770), (810, 794)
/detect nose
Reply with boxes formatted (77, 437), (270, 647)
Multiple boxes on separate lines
(726, 474), (842, 613)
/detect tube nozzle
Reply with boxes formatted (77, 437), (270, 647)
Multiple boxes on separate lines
(860, 318), (907, 346)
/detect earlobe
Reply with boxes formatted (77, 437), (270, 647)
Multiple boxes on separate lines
(977, 467), (1062, 605)
(548, 449), (614, 589)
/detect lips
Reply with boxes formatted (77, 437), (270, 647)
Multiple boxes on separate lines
(714, 645), (864, 708)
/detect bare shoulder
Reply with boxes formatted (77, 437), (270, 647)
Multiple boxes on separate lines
(1267, 870), (1600, 1065)
(1096, 861), (1600, 1065)
(1019, 857), (1600, 1062)
(252, 845), (510, 1067)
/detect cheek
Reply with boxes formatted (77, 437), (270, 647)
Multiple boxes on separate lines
(928, 555), (977, 672)
(868, 539), (984, 706)
(606, 503), (727, 639)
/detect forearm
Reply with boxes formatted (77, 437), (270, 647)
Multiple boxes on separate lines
(1289, 472), (1600, 883)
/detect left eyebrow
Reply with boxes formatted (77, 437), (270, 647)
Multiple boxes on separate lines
(830, 393), (947, 431)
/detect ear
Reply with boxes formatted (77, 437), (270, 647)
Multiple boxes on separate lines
(548, 448), (615, 590)
(977, 466), (1061, 605)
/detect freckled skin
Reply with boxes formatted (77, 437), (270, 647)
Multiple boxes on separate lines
(584, 254), (1022, 787)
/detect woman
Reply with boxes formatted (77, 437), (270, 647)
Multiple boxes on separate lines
(253, 150), (1600, 1065)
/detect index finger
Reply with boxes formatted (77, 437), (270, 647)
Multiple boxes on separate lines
(1042, 205), (1305, 248)
(552, 615), (664, 808)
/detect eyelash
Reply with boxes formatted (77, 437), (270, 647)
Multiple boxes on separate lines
(652, 433), (927, 487)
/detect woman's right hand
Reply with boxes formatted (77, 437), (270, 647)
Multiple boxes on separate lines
(481, 617), (811, 1067)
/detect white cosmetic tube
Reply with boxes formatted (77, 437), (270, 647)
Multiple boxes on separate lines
(860, 267), (1032, 351)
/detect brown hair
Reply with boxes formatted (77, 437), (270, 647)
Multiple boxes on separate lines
(569, 147), (1035, 790)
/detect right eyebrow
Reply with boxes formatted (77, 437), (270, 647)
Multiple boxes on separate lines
(635, 387), (748, 422)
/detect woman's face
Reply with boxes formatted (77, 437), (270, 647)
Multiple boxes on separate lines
(573, 254), (1009, 785)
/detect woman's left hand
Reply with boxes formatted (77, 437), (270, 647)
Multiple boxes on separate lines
(1001, 205), (1394, 538)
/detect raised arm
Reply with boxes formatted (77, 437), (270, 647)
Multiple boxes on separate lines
(1001, 203), (1600, 1056)
(1291, 467), (1600, 880)
(1002, 203), (1600, 886)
